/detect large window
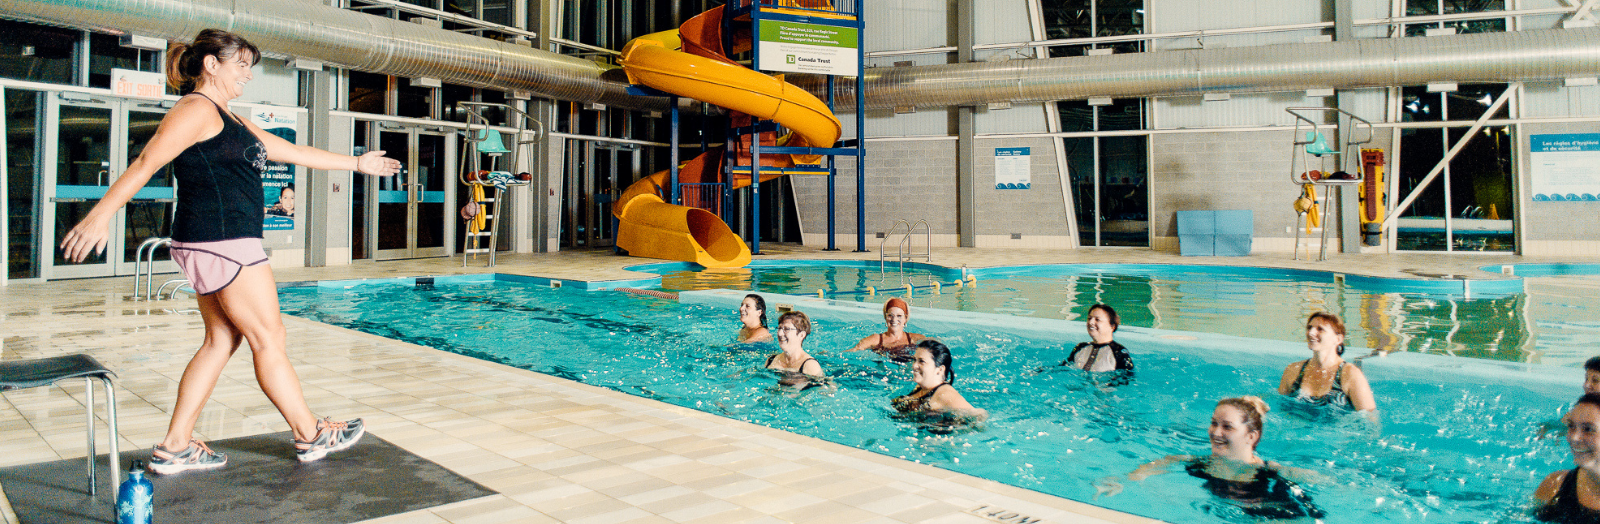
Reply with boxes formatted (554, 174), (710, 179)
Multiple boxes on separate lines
(1395, 84), (1513, 252)
(6, 89), (42, 279)
(1404, 0), (1507, 35)
(1041, 0), (1145, 57)
(0, 20), (78, 85)
(1061, 99), (1149, 247)
(1393, 0), (1515, 252)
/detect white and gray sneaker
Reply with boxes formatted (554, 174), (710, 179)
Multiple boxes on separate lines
(294, 417), (365, 462)
(149, 439), (227, 474)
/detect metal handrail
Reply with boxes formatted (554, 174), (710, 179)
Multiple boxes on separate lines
(901, 219), (931, 263)
(879, 219), (911, 278)
(133, 237), (178, 301)
(156, 279), (191, 300)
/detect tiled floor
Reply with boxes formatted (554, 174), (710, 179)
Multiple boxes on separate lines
(0, 245), (1574, 523)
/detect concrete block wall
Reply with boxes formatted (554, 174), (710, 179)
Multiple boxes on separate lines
(1519, 121), (1600, 255)
(972, 137), (1073, 248)
(792, 139), (956, 248)
(791, 137), (1072, 249)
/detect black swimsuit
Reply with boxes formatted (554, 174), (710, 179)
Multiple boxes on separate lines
(765, 353), (816, 374)
(1185, 458), (1325, 519)
(1289, 360), (1352, 408)
(871, 332), (917, 362)
(894, 383), (950, 412)
(1537, 468), (1600, 523)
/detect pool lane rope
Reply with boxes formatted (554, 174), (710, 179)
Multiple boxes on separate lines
(815, 276), (974, 299)
(617, 288), (680, 300)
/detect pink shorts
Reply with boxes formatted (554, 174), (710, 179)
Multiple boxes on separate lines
(169, 238), (269, 295)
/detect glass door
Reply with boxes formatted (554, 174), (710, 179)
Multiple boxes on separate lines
(43, 93), (177, 279)
(372, 125), (454, 260)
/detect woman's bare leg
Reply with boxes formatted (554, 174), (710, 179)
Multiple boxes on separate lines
(212, 264), (319, 442)
(160, 293), (244, 451)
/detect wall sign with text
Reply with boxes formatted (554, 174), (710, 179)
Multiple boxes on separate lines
(1531, 133), (1600, 201)
(756, 20), (858, 76)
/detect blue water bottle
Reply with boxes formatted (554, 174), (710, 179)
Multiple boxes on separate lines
(116, 459), (153, 524)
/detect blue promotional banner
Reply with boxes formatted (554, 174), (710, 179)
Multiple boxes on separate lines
(252, 110), (298, 229)
(1531, 133), (1600, 202)
(995, 147), (1031, 190)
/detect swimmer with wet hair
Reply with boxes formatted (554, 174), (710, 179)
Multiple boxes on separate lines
(1277, 312), (1377, 412)
(847, 298), (927, 361)
(1535, 393), (1600, 522)
(766, 311), (824, 386)
(1099, 396), (1325, 519)
(892, 340), (985, 418)
(737, 294), (771, 343)
(1585, 357), (1600, 395)
(1065, 304), (1134, 372)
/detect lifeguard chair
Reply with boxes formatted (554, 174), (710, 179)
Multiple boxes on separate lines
(1286, 107), (1373, 261)
(456, 102), (542, 267)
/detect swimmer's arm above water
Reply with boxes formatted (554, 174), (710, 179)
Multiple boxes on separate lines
(930, 387), (987, 420)
(1341, 365), (1378, 412)
(1266, 460), (1331, 485)
(1096, 454), (1192, 498)
(844, 334), (881, 352)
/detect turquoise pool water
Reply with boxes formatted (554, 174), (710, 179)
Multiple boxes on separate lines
(280, 278), (1574, 523)
(636, 261), (1600, 367)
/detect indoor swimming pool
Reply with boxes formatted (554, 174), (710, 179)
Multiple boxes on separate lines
(635, 261), (1600, 367)
(279, 277), (1578, 523)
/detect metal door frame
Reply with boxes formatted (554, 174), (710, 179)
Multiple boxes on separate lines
(41, 92), (178, 279)
(369, 123), (457, 260)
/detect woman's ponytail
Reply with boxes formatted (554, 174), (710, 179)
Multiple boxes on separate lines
(165, 42), (195, 93)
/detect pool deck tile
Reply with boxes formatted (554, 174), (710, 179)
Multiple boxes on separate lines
(3, 244), (1574, 524)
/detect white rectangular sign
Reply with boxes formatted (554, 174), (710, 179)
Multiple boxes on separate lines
(1531, 133), (1600, 201)
(995, 147), (1031, 190)
(110, 68), (166, 100)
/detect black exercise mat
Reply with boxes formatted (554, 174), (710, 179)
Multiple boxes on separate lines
(0, 431), (497, 524)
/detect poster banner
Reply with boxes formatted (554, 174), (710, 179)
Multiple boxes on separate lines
(252, 110), (298, 230)
(1531, 133), (1600, 201)
(995, 147), (1031, 189)
(756, 19), (858, 76)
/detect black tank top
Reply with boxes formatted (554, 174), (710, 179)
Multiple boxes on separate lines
(170, 94), (268, 242)
(1538, 468), (1600, 523)
(1184, 458), (1325, 519)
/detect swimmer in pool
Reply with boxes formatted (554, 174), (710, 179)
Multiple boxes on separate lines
(766, 311), (824, 386)
(1542, 357), (1600, 437)
(892, 340), (986, 419)
(1534, 393), (1600, 523)
(1099, 396), (1325, 520)
(1277, 312), (1377, 412)
(737, 294), (771, 343)
(846, 298), (926, 361)
(1585, 357), (1600, 395)
(1064, 304), (1134, 372)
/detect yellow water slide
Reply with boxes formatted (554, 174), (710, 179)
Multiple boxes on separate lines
(613, 2), (842, 268)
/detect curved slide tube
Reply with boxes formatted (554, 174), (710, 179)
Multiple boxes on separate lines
(613, 2), (842, 268)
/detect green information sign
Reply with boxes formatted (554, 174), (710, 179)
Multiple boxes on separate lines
(757, 19), (858, 76)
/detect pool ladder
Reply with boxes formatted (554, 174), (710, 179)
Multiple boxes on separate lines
(879, 219), (931, 283)
(132, 237), (191, 301)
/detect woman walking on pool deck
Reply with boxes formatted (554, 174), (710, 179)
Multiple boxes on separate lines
(58, 29), (399, 474)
